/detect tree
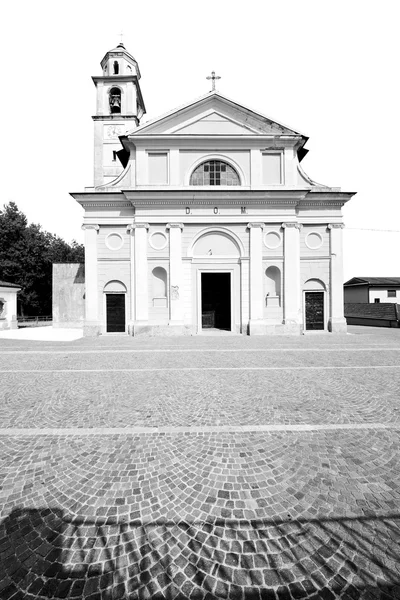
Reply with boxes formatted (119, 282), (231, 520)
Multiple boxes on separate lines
(0, 202), (84, 316)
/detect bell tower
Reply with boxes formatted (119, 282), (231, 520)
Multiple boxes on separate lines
(92, 42), (146, 187)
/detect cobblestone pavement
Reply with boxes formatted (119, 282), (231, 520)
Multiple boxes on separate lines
(1, 328), (400, 599)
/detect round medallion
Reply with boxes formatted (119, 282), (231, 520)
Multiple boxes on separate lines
(264, 231), (282, 249)
(149, 232), (168, 250)
(105, 233), (124, 250)
(305, 232), (323, 250)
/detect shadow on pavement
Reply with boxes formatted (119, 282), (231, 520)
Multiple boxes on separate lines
(1, 507), (400, 599)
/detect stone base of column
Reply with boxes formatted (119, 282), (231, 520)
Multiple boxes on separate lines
(282, 320), (302, 335)
(328, 318), (348, 334)
(130, 322), (192, 337)
(83, 321), (101, 337)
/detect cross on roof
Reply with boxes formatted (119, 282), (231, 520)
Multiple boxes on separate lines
(206, 71), (221, 92)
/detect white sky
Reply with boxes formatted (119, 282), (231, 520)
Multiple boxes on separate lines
(1, 0), (399, 281)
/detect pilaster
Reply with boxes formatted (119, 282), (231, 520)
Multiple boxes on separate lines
(328, 224), (347, 333)
(167, 223), (184, 325)
(127, 224), (135, 333)
(282, 222), (301, 332)
(248, 223), (265, 334)
(82, 224), (100, 336)
(132, 223), (149, 323)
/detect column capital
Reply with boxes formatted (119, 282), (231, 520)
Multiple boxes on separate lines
(130, 222), (150, 230)
(328, 223), (345, 229)
(166, 223), (184, 230)
(282, 222), (301, 229)
(81, 224), (99, 231)
(247, 222), (265, 230)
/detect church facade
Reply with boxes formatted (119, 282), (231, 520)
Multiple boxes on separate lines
(72, 43), (355, 336)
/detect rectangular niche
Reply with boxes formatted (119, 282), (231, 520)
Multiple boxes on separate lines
(153, 297), (167, 308)
(148, 152), (168, 185)
(262, 153), (282, 185)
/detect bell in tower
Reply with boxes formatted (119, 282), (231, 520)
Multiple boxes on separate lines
(109, 88), (121, 114)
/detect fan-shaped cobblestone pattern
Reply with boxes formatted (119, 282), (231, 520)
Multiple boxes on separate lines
(1, 431), (400, 599)
(1, 368), (400, 429)
(2, 347), (400, 372)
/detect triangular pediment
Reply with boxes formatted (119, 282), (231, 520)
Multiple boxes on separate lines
(128, 92), (303, 137)
(170, 111), (259, 135)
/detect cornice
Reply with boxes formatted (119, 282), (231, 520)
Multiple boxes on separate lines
(122, 190), (308, 204)
(92, 75), (139, 83)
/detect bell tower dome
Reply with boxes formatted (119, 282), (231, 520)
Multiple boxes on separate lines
(92, 42), (146, 187)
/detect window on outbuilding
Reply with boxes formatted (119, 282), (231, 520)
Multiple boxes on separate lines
(388, 290), (397, 298)
(190, 160), (240, 186)
(374, 298), (380, 303)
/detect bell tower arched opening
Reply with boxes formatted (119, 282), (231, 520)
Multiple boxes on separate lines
(109, 87), (121, 114)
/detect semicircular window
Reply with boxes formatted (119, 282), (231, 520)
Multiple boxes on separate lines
(190, 160), (240, 186)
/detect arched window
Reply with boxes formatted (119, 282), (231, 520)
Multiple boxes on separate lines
(113, 61), (119, 74)
(190, 160), (240, 186)
(109, 87), (121, 114)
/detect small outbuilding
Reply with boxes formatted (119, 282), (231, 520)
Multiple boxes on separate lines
(344, 277), (400, 327)
(0, 281), (21, 330)
(344, 277), (400, 304)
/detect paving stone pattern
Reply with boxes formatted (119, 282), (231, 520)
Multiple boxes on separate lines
(1, 328), (400, 599)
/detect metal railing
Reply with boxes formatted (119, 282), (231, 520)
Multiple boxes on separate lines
(17, 316), (52, 328)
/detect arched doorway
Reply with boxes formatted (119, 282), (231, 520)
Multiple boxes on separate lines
(104, 280), (127, 333)
(303, 279), (326, 331)
(189, 229), (243, 333)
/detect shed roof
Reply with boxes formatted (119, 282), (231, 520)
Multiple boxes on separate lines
(344, 277), (400, 287)
(344, 303), (399, 320)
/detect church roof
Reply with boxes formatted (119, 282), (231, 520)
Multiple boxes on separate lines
(128, 90), (307, 138)
(344, 277), (400, 287)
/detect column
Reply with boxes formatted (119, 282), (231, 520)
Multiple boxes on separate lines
(248, 222), (265, 334)
(282, 222), (301, 330)
(167, 223), (184, 325)
(82, 224), (100, 335)
(133, 223), (149, 323)
(328, 223), (347, 333)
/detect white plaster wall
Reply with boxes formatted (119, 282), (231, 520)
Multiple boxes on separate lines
(369, 289), (400, 303)
(97, 261), (131, 331)
(263, 227), (284, 259)
(148, 260), (169, 323)
(182, 224), (249, 257)
(183, 260), (192, 325)
(147, 225), (170, 258)
(97, 226), (130, 261)
(0, 288), (19, 329)
(300, 260), (330, 289)
(300, 226), (330, 257)
(241, 260), (250, 332)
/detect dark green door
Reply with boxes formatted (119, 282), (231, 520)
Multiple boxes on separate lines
(305, 292), (324, 330)
(106, 294), (125, 333)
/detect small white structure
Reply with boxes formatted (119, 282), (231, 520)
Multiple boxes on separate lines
(0, 281), (21, 330)
(344, 277), (400, 304)
(72, 43), (356, 336)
